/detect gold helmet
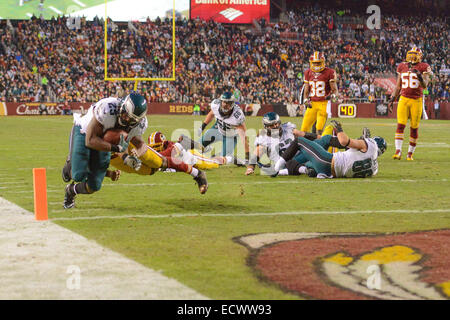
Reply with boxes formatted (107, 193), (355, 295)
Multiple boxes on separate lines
(148, 131), (167, 152)
(406, 46), (423, 64)
(309, 51), (325, 72)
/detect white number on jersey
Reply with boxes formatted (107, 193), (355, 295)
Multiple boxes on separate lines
(309, 81), (326, 97)
(401, 72), (420, 89)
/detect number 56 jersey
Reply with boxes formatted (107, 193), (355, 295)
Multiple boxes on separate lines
(210, 99), (245, 137)
(333, 138), (379, 178)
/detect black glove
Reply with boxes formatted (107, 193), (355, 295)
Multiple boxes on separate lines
(412, 69), (424, 83)
(304, 99), (312, 109)
(330, 120), (343, 133)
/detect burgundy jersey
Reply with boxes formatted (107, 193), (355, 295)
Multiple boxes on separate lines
(397, 62), (432, 99)
(304, 67), (337, 102)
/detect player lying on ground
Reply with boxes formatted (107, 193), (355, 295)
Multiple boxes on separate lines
(245, 112), (346, 176)
(280, 127), (373, 177)
(109, 131), (227, 175)
(61, 92), (208, 209)
(198, 91), (250, 165)
(273, 120), (387, 178)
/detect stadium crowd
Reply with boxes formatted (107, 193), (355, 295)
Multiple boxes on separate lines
(0, 6), (448, 105)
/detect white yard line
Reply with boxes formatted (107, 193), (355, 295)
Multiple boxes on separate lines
(0, 197), (207, 299)
(50, 208), (450, 221)
(72, 0), (87, 7)
(48, 6), (63, 15)
(0, 178), (448, 192)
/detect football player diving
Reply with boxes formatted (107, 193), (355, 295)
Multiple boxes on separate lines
(61, 92), (208, 209)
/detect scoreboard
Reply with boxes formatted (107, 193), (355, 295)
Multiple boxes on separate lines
(338, 104), (357, 118)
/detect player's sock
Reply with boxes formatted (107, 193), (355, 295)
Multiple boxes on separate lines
(408, 127), (418, 155)
(190, 167), (199, 177)
(167, 157), (193, 174)
(394, 123), (405, 152)
(278, 169), (289, 176)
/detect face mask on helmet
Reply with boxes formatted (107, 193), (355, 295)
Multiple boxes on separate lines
(219, 92), (235, 117)
(309, 52), (325, 73)
(406, 48), (422, 65)
(263, 112), (282, 137)
(118, 93), (147, 128)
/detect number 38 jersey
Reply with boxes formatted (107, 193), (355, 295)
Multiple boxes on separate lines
(304, 67), (337, 102)
(333, 138), (379, 178)
(255, 122), (296, 162)
(211, 99), (245, 137)
(74, 97), (147, 140)
(397, 62), (431, 100)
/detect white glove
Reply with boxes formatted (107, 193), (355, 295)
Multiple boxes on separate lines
(123, 154), (142, 171)
(118, 134), (129, 152)
(274, 157), (286, 172)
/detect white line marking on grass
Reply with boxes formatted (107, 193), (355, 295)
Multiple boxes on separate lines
(101, 178), (449, 188)
(0, 182), (24, 185)
(48, 6), (63, 14)
(0, 196), (207, 299)
(49, 208), (450, 221)
(72, 0), (86, 7)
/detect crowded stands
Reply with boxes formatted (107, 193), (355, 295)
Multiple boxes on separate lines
(0, 5), (448, 105)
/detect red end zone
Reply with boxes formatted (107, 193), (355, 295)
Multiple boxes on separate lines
(190, 0), (270, 24)
(237, 230), (450, 300)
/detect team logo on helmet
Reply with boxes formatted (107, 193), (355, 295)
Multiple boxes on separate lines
(148, 131), (167, 152)
(118, 92), (148, 127)
(406, 47), (423, 65)
(309, 51), (325, 73)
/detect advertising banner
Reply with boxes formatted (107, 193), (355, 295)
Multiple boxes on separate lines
(190, 0), (270, 24)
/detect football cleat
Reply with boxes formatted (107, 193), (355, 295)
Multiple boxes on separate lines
(306, 167), (318, 177)
(406, 152), (414, 161)
(63, 182), (76, 209)
(392, 150), (402, 160)
(62, 159), (72, 182)
(194, 170), (208, 194)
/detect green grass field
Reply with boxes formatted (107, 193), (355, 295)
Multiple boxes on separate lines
(0, 0), (104, 19)
(1, 115), (450, 299)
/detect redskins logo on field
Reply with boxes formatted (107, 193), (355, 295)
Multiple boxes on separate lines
(235, 230), (450, 300)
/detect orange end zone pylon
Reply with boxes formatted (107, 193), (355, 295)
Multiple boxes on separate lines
(33, 168), (48, 221)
